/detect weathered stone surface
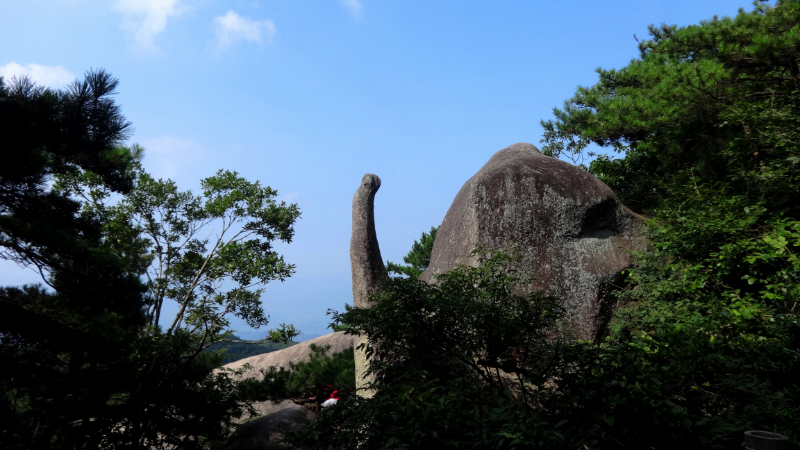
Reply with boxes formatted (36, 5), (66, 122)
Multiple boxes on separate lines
(222, 407), (312, 450)
(350, 174), (387, 394)
(420, 143), (644, 340)
(224, 332), (357, 380)
(350, 173), (387, 309)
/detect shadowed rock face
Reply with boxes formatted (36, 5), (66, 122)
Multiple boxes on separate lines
(420, 143), (644, 340)
(222, 407), (313, 450)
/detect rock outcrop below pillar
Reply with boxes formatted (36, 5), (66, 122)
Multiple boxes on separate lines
(350, 174), (386, 394)
(420, 143), (643, 340)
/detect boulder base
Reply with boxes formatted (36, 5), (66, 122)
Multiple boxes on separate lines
(222, 407), (312, 450)
(421, 143), (643, 340)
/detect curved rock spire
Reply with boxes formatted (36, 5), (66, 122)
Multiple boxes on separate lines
(350, 173), (386, 308)
(350, 173), (387, 395)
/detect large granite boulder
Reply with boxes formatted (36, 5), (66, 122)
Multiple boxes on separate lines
(222, 407), (313, 450)
(420, 143), (644, 340)
(224, 332), (357, 380)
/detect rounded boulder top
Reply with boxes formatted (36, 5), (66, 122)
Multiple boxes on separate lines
(421, 142), (644, 340)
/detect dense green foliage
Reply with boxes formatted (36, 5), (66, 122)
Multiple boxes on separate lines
(540, 0), (800, 447)
(0, 72), (301, 449)
(0, 71), (145, 343)
(291, 251), (577, 450)
(294, 251), (799, 450)
(387, 226), (437, 279)
(202, 335), (296, 365)
(337, 249), (563, 392)
(541, 0), (800, 217)
(237, 344), (356, 407)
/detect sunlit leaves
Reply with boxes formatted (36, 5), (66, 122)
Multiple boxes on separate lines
(108, 167), (300, 349)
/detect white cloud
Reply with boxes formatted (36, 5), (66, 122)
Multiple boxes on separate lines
(0, 62), (76, 88)
(339, 0), (362, 17)
(116, 0), (188, 53)
(212, 10), (275, 52)
(141, 136), (205, 181)
(280, 192), (301, 202)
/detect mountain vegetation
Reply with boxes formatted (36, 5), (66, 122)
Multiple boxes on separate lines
(237, 344), (356, 408)
(202, 336), (297, 365)
(3, 1), (800, 448)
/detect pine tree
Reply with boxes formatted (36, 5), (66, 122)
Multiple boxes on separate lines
(0, 70), (150, 448)
(387, 226), (438, 278)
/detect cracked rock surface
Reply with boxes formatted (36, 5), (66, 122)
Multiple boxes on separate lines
(420, 143), (644, 340)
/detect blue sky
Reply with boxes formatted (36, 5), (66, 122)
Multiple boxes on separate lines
(1, 0), (754, 340)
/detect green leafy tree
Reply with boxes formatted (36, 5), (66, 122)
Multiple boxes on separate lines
(53, 161), (302, 448)
(386, 226), (438, 278)
(541, 0), (800, 216)
(120, 169), (299, 343)
(267, 323), (301, 345)
(58, 164), (302, 342)
(539, 1), (800, 447)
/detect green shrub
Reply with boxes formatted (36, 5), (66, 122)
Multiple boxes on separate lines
(237, 344), (356, 406)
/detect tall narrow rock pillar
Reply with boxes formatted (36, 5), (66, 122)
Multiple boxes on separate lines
(350, 174), (386, 396)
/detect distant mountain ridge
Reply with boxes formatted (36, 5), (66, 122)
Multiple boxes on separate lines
(203, 336), (298, 365)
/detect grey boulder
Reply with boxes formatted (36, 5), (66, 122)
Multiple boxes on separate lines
(222, 406), (314, 450)
(224, 332), (357, 380)
(420, 143), (644, 340)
